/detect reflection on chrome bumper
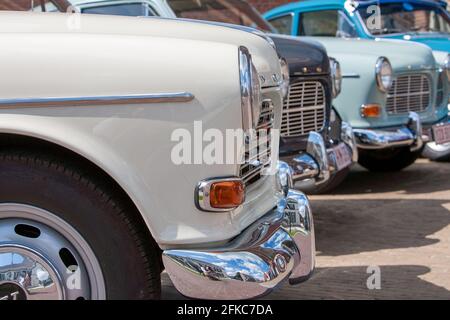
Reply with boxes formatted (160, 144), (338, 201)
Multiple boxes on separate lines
(341, 121), (359, 163)
(162, 190), (315, 300)
(327, 121), (358, 173)
(354, 112), (424, 151)
(280, 132), (329, 184)
(281, 122), (357, 185)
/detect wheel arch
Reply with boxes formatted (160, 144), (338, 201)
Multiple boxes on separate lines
(0, 131), (160, 252)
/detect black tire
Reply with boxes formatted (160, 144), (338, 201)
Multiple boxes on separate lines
(422, 143), (450, 162)
(299, 167), (351, 195)
(0, 149), (161, 300)
(358, 147), (421, 172)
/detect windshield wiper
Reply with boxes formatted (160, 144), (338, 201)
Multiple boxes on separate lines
(371, 28), (404, 35)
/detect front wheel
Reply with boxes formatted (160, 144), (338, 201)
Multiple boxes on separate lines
(298, 167), (351, 195)
(422, 142), (450, 162)
(0, 150), (161, 300)
(358, 147), (421, 172)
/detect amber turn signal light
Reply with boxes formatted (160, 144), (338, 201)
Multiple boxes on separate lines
(209, 180), (245, 209)
(196, 178), (246, 212)
(360, 104), (381, 118)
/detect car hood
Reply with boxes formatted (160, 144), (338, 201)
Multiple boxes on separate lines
(0, 11), (282, 88)
(304, 37), (437, 72)
(269, 34), (330, 76)
(384, 33), (450, 53)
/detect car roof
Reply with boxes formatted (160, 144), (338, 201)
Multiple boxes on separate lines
(266, 0), (446, 14)
(266, 0), (345, 13)
(356, 0), (446, 8)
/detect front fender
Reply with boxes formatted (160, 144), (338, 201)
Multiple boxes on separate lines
(0, 30), (277, 247)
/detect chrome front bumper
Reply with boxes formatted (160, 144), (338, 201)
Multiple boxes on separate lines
(162, 189), (315, 300)
(280, 121), (358, 185)
(354, 112), (425, 151)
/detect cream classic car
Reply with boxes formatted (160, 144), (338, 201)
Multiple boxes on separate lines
(52, 0), (359, 194)
(0, 9), (316, 300)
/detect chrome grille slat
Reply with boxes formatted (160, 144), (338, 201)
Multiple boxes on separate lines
(239, 100), (274, 187)
(386, 74), (431, 114)
(281, 80), (326, 137)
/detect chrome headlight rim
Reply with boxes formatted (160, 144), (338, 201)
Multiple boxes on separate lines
(279, 57), (290, 99)
(329, 57), (342, 98)
(444, 54), (450, 81)
(375, 57), (393, 93)
(239, 46), (262, 130)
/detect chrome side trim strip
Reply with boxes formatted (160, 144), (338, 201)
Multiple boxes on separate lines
(0, 92), (194, 109)
(342, 73), (360, 79)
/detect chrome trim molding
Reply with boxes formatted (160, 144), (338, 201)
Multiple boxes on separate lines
(0, 93), (194, 109)
(163, 188), (315, 300)
(342, 73), (361, 79)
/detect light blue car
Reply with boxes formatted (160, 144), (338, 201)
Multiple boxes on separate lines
(265, 0), (450, 169)
(264, 0), (450, 53)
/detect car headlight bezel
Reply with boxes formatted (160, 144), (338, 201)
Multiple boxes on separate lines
(444, 54), (450, 81)
(239, 46), (262, 131)
(375, 57), (393, 93)
(329, 57), (342, 98)
(279, 57), (290, 99)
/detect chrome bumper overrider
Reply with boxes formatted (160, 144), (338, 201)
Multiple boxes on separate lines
(162, 189), (315, 300)
(328, 121), (359, 173)
(280, 121), (358, 185)
(354, 112), (425, 151)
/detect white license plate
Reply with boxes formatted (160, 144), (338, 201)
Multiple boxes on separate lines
(433, 123), (450, 145)
(333, 143), (352, 171)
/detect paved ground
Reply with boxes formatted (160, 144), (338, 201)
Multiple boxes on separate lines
(162, 159), (450, 300)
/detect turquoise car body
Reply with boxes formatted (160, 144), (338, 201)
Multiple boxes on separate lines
(265, 0), (450, 52)
(264, 0), (449, 132)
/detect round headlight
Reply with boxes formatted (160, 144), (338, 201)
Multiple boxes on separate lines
(375, 57), (393, 92)
(329, 57), (342, 98)
(444, 54), (450, 81)
(279, 58), (290, 99)
(239, 46), (262, 130)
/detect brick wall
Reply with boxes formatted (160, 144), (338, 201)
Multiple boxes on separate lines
(248, 0), (294, 14)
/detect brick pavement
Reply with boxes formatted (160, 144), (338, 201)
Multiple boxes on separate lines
(162, 159), (450, 300)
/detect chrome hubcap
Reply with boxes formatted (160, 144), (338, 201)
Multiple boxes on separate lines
(0, 204), (105, 300)
(0, 246), (63, 300)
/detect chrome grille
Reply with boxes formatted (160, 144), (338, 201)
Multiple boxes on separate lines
(239, 100), (274, 186)
(436, 71), (445, 108)
(386, 74), (431, 114)
(281, 81), (326, 137)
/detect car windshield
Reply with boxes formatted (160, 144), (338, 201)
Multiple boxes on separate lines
(166, 0), (275, 33)
(358, 2), (450, 35)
